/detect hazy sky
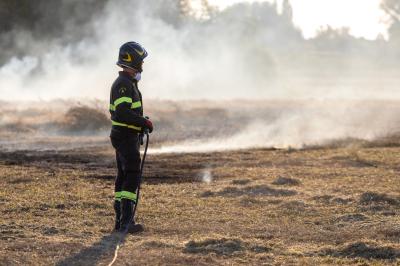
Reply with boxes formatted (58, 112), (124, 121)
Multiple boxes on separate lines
(208, 0), (388, 39)
(0, 0), (396, 102)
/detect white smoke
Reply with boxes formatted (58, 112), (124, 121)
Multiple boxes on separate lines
(151, 100), (400, 153)
(0, 0), (399, 153)
(200, 168), (213, 183)
(0, 0), (397, 102)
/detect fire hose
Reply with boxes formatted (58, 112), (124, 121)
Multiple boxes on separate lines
(108, 128), (150, 266)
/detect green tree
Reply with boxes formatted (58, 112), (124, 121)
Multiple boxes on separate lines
(381, 0), (400, 40)
(282, 0), (293, 23)
(381, 0), (400, 22)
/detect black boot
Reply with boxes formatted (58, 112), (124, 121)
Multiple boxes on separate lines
(113, 200), (121, 231)
(119, 199), (144, 233)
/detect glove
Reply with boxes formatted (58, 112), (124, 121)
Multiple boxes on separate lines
(143, 118), (153, 133)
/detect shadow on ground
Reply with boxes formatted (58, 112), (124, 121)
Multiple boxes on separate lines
(183, 238), (271, 256)
(318, 242), (400, 260)
(201, 185), (297, 198)
(56, 233), (125, 266)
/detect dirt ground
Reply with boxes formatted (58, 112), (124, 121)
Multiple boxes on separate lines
(0, 142), (399, 265)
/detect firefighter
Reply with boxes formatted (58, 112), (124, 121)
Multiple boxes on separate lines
(109, 41), (153, 233)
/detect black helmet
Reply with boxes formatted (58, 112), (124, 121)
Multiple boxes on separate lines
(116, 41), (148, 72)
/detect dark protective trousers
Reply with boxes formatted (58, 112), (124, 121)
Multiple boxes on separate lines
(110, 134), (141, 202)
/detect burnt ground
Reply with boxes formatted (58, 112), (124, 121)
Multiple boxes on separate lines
(0, 144), (399, 265)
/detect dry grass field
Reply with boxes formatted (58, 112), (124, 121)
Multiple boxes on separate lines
(1, 139), (399, 265)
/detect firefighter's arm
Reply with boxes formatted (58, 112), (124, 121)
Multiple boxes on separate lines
(114, 102), (147, 127)
(111, 87), (147, 127)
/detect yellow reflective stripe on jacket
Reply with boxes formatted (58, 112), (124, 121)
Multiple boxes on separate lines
(131, 101), (142, 109)
(114, 96), (132, 107)
(121, 191), (137, 201)
(111, 120), (142, 131)
(109, 96), (133, 111)
(109, 98), (141, 111)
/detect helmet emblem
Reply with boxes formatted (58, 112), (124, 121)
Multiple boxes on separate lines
(122, 52), (132, 62)
(134, 48), (144, 56)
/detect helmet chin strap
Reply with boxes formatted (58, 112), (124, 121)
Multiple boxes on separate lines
(119, 65), (141, 81)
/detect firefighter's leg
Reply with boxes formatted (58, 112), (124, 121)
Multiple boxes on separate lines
(113, 151), (124, 231)
(118, 136), (142, 233)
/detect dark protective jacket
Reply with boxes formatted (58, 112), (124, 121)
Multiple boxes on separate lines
(109, 71), (147, 138)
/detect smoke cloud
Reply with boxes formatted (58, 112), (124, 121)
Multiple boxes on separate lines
(1, 0), (398, 101)
(1, 0), (399, 152)
(150, 100), (400, 153)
